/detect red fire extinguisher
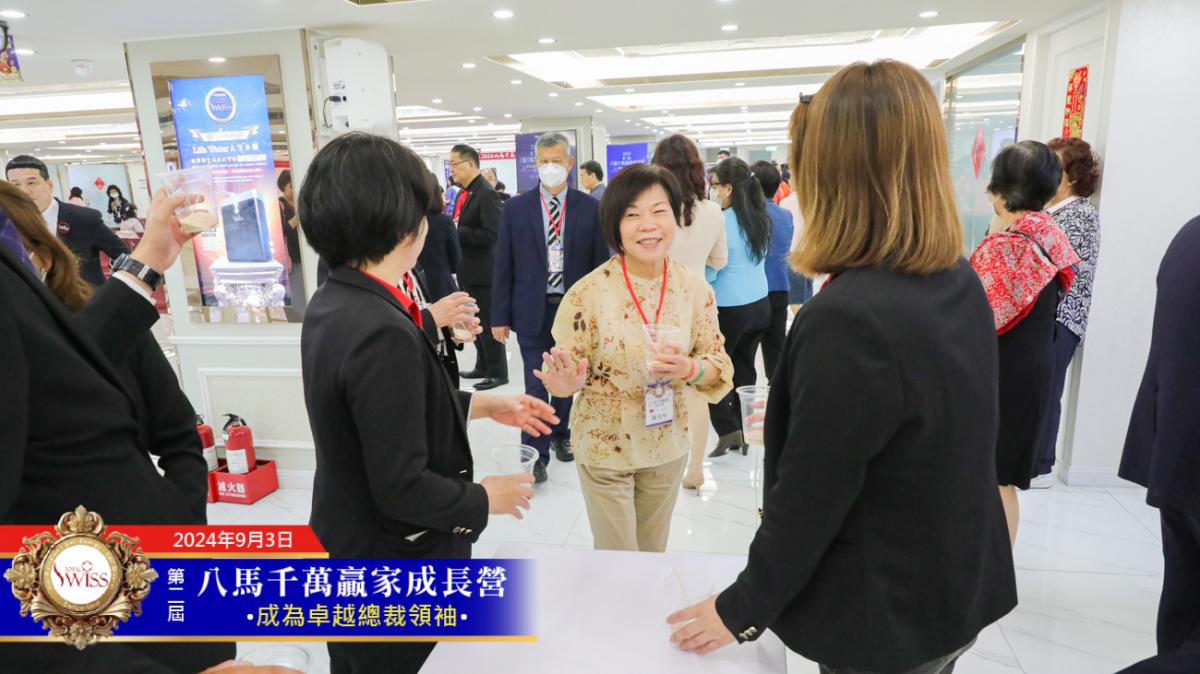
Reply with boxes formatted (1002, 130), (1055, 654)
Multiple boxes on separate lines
(222, 413), (258, 475)
(196, 414), (218, 472)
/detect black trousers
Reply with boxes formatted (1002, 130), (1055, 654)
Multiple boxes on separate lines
(1034, 321), (1080, 476)
(762, 290), (790, 384)
(819, 639), (975, 674)
(710, 298), (771, 436)
(518, 298), (573, 465)
(1118, 506), (1200, 673)
(464, 283), (508, 379)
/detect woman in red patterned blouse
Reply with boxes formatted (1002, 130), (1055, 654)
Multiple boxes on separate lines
(970, 140), (1080, 545)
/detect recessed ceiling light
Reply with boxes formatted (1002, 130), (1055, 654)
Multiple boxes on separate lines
(574, 101), (583, 106)
(624, 119), (631, 123)
(594, 108), (602, 113)
(625, 88), (635, 93)
(510, 79), (523, 85)
(503, 113), (513, 118)
(432, 98), (443, 104)
(734, 82), (746, 87)
(468, 119), (476, 123)
(661, 110), (669, 114)
(548, 92), (559, 98)
(539, 37), (556, 45)
(919, 10), (939, 18)
(0, 9), (26, 18)
(493, 9), (514, 19)
(461, 62), (477, 69)
(12, 48), (33, 56)
(57, 140), (66, 144)
(721, 24), (739, 32)
(473, 106), (483, 111)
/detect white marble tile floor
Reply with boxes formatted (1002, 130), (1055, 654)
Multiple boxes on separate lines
(215, 343), (1164, 674)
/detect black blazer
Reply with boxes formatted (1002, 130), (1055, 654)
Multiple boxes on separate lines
(1121, 215), (1200, 512)
(715, 261), (1017, 671)
(454, 174), (503, 287)
(491, 186), (610, 335)
(54, 199), (130, 286)
(302, 265), (488, 560)
(0, 245), (231, 671)
(413, 266), (462, 389)
(418, 210), (462, 301)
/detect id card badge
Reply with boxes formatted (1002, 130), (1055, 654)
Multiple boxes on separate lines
(644, 381), (675, 428)
(548, 241), (565, 274)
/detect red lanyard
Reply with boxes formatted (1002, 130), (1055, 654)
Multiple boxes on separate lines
(620, 255), (669, 325)
(401, 272), (416, 297)
(540, 191), (565, 238)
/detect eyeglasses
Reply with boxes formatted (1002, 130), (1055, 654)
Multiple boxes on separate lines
(449, 159), (471, 167)
(799, 93), (814, 104)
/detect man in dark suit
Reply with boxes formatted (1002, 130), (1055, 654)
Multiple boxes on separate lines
(0, 189), (234, 673)
(492, 132), (611, 483)
(7, 154), (130, 286)
(1118, 215), (1200, 674)
(448, 144), (508, 390)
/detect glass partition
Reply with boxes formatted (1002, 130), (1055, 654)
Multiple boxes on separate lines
(945, 41), (1025, 250)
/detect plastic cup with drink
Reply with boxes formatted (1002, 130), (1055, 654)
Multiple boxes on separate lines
(642, 324), (682, 376)
(737, 385), (770, 446)
(490, 444), (539, 477)
(156, 166), (219, 234)
(452, 302), (478, 343)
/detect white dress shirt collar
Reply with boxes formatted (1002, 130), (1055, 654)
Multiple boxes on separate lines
(41, 198), (59, 236)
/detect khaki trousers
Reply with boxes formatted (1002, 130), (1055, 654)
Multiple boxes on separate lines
(577, 454), (687, 552)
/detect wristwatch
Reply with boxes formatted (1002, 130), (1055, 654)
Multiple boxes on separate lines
(111, 253), (164, 291)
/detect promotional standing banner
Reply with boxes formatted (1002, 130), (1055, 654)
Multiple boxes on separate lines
(0, 35), (23, 82)
(515, 131), (577, 194)
(606, 143), (649, 181)
(168, 74), (294, 308)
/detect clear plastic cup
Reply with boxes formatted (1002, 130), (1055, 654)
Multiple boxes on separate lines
(491, 444), (539, 476)
(157, 166), (219, 233)
(737, 385), (770, 446)
(240, 645), (310, 672)
(453, 302), (478, 342)
(643, 324), (682, 372)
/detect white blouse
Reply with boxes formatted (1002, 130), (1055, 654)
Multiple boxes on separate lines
(670, 198), (727, 278)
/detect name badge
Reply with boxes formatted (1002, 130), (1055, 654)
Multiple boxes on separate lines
(548, 241), (564, 274)
(644, 381), (674, 428)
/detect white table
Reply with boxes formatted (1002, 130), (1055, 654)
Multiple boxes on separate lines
(422, 544), (788, 674)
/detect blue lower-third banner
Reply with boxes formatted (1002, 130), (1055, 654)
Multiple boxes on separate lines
(1, 558), (536, 641)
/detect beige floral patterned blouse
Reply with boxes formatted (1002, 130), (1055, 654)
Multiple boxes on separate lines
(551, 257), (733, 471)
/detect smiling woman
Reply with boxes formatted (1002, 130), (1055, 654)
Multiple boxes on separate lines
(534, 163), (733, 553)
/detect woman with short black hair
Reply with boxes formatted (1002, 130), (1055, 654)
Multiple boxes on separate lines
(706, 157), (772, 458)
(299, 132), (558, 674)
(536, 162), (732, 551)
(970, 140), (1080, 543)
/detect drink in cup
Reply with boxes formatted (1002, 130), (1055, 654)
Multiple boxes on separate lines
(642, 324), (682, 373)
(453, 303), (477, 342)
(157, 167), (219, 234)
(738, 385), (770, 446)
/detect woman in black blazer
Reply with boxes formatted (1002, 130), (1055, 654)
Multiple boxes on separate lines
(418, 171), (463, 302)
(669, 60), (1017, 674)
(298, 133), (557, 674)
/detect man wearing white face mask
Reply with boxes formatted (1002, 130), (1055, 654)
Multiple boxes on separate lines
(492, 132), (611, 483)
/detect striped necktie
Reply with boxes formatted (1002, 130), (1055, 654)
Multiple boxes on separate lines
(548, 194), (563, 288)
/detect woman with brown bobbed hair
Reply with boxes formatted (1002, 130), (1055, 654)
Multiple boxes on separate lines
(1033, 137), (1102, 483)
(653, 133), (728, 491)
(667, 60), (1016, 674)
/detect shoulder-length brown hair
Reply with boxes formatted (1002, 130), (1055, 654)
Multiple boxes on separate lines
(790, 60), (963, 276)
(0, 182), (93, 311)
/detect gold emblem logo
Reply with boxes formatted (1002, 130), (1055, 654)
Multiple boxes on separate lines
(4, 506), (158, 649)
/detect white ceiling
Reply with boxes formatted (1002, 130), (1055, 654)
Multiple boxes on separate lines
(0, 0), (1096, 162)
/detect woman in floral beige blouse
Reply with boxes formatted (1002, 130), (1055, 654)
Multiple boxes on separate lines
(535, 163), (733, 552)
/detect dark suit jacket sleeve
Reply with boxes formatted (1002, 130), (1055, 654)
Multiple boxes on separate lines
(87, 208), (131, 260)
(128, 333), (208, 522)
(447, 218), (462, 272)
(0, 279), (30, 520)
(592, 201), (612, 267)
(714, 297), (904, 638)
(457, 190), (501, 249)
(341, 323), (488, 537)
(76, 278), (160, 366)
(492, 202), (515, 327)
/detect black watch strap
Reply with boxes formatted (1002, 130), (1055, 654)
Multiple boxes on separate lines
(112, 253), (163, 291)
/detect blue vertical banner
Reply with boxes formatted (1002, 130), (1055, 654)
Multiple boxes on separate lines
(606, 143), (649, 181)
(515, 130), (577, 194)
(169, 74), (294, 308)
